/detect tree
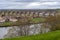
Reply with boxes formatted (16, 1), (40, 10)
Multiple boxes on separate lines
(45, 15), (60, 31)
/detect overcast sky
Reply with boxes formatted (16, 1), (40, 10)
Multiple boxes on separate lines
(0, 0), (60, 38)
(0, 0), (60, 9)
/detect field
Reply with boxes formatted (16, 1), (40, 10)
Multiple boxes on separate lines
(1, 30), (60, 40)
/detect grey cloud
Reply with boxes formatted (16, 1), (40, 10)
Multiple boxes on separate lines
(0, 0), (60, 9)
(0, 0), (60, 2)
(24, 2), (60, 9)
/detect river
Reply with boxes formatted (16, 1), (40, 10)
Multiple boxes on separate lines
(0, 23), (50, 39)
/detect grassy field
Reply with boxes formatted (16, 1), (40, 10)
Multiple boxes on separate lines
(31, 18), (45, 23)
(1, 30), (60, 40)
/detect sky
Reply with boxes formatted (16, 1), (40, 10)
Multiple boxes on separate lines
(0, 0), (60, 9)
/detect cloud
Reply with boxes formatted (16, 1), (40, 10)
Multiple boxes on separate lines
(0, 2), (29, 9)
(26, 2), (40, 7)
(0, 2), (60, 9)
(41, 2), (58, 5)
(25, 2), (60, 9)
(0, 0), (60, 9)
(0, 2), (23, 4)
(0, 0), (60, 2)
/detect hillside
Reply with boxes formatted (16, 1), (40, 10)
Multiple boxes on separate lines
(1, 30), (60, 40)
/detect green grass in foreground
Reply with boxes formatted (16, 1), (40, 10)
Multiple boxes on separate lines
(2, 30), (60, 40)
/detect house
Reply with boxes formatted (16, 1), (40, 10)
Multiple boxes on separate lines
(9, 18), (18, 22)
(0, 17), (6, 23)
(45, 12), (49, 17)
(39, 12), (44, 17)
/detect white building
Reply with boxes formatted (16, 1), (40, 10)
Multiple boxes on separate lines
(0, 17), (6, 23)
(9, 18), (18, 22)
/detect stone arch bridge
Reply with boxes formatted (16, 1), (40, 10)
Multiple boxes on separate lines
(0, 9), (59, 18)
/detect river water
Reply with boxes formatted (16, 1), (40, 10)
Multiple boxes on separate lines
(0, 23), (50, 39)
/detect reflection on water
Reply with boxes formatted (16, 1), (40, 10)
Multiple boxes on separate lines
(0, 27), (12, 38)
(0, 23), (50, 39)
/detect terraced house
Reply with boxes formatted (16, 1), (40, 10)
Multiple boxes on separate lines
(0, 9), (59, 23)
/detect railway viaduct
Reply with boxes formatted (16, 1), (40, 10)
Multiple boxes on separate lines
(0, 9), (59, 18)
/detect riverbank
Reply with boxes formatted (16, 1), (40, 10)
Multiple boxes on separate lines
(1, 30), (60, 40)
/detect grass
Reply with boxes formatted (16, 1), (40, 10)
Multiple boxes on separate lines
(31, 18), (45, 23)
(1, 30), (60, 40)
(0, 22), (13, 27)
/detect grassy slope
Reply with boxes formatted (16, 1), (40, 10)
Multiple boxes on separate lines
(2, 30), (60, 40)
